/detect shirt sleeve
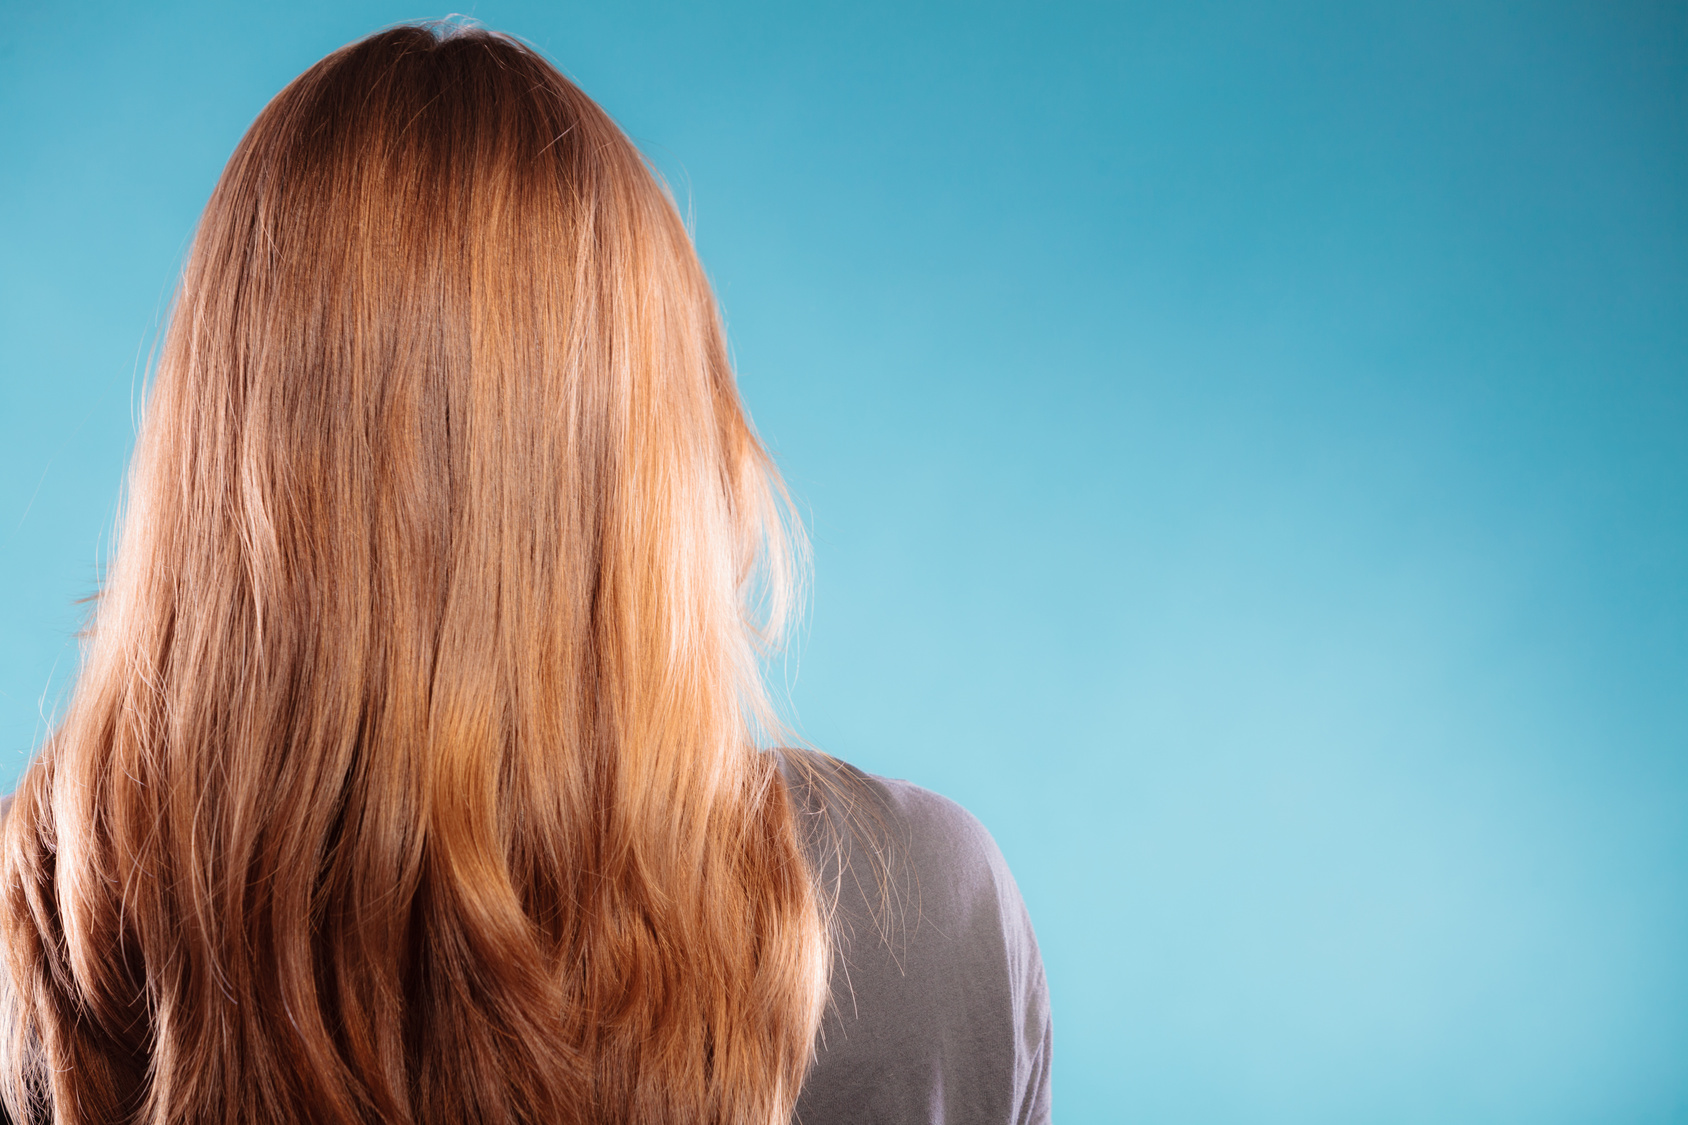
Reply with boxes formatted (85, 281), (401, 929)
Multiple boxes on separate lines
(785, 752), (1053, 1125)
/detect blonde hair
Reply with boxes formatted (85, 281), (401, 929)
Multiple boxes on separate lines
(0, 25), (826, 1124)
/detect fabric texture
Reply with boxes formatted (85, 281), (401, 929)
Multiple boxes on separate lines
(778, 749), (1054, 1125)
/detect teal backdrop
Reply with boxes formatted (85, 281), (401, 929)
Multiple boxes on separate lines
(2, 3), (1685, 1121)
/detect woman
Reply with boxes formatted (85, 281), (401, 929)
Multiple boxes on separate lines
(0, 24), (1050, 1125)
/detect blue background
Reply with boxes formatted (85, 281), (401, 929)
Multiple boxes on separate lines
(2, 2), (1685, 1121)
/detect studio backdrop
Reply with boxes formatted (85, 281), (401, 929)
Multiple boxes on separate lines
(2, 3), (1685, 1121)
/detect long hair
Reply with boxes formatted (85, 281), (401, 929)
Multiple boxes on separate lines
(0, 24), (827, 1125)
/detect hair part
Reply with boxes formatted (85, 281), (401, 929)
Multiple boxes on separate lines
(1, 24), (825, 1125)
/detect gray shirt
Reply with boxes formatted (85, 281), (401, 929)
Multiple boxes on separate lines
(777, 749), (1053, 1124)
(0, 760), (1053, 1124)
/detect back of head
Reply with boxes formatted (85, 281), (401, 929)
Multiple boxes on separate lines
(0, 24), (823, 1125)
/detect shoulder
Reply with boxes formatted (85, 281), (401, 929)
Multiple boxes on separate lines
(774, 745), (1029, 928)
(773, 747), (1003, 870)
(773, 748), (1053, 1125)
(773, 748), (1023, 935)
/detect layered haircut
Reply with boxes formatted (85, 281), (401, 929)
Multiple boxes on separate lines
(0, 25), (828, 1125)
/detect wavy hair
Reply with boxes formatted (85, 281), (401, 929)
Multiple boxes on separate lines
(0, 25), (826, 1125)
